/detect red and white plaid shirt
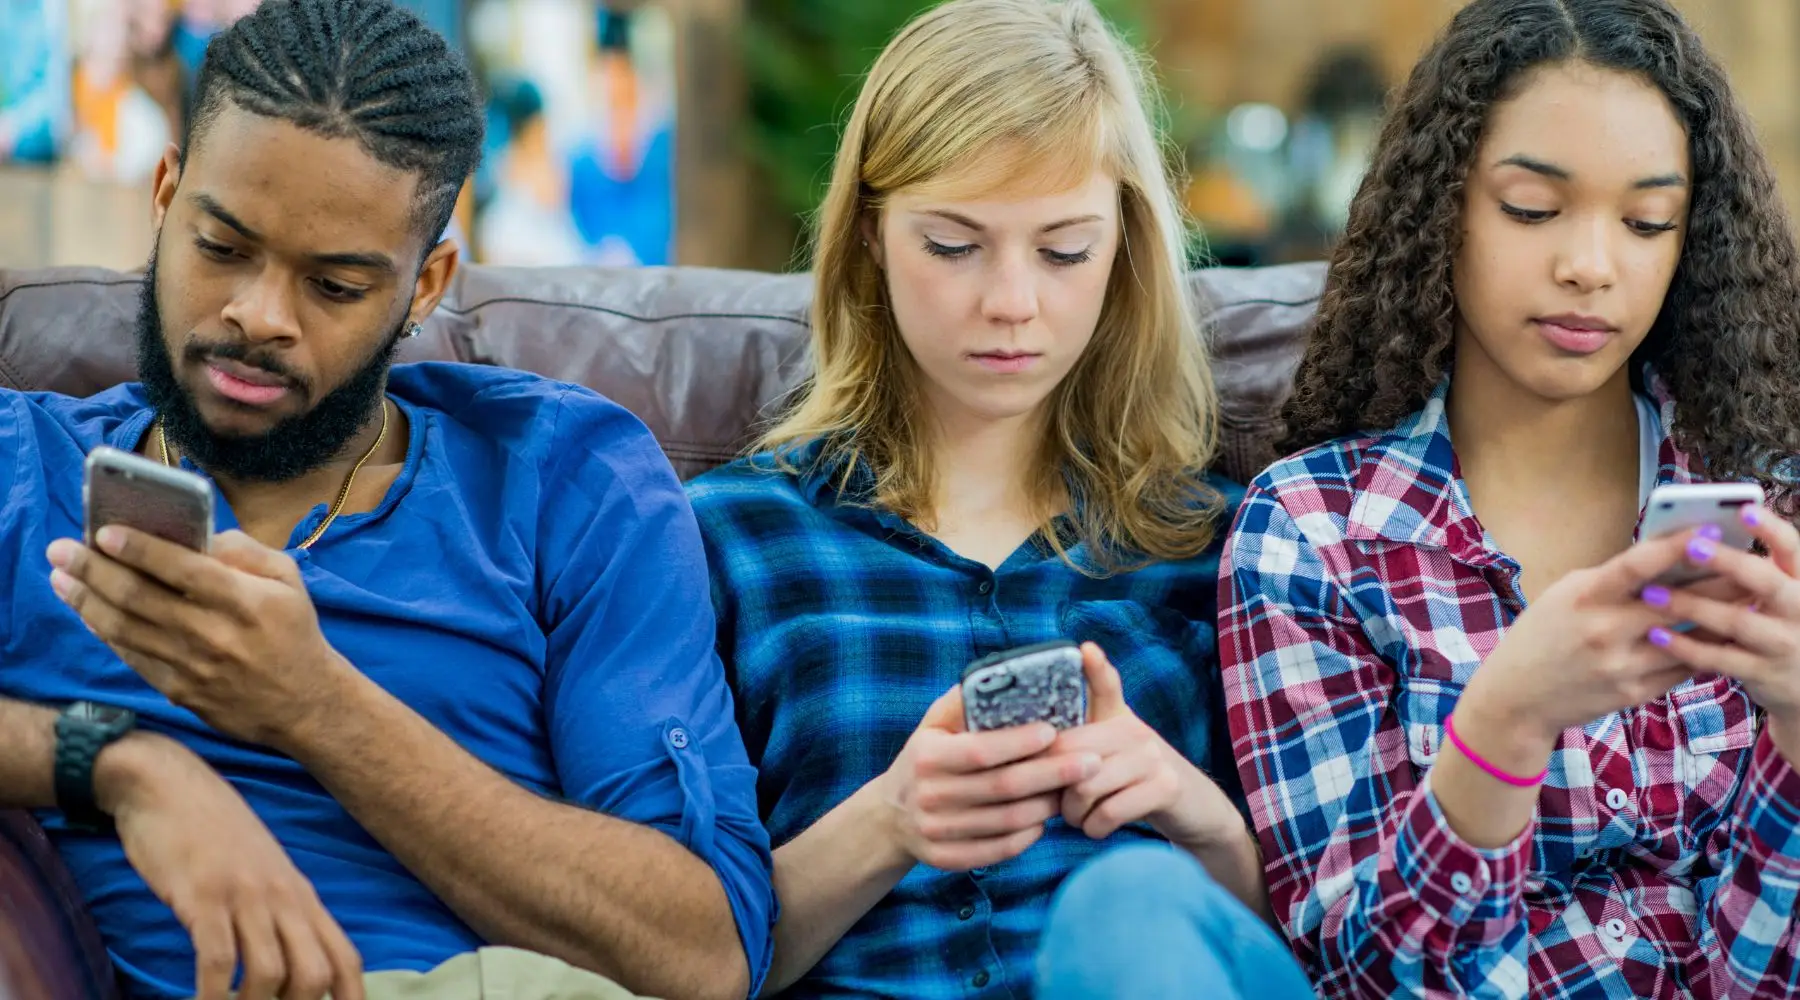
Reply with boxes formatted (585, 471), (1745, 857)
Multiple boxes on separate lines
(1220, 375), (1800, 998)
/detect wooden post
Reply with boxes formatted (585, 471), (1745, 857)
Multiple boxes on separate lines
(1699, 0), (1800, 217)
(668, 0), (753, 268)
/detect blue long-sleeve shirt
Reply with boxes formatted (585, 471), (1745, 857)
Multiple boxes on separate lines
(0, 362), (774, 998)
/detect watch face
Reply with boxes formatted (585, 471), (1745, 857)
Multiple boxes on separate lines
(72, 703), (131, 726)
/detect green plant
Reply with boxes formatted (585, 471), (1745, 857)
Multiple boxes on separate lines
(742, 0), (1149, 266)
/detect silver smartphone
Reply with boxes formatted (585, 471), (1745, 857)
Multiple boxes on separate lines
(961, 640), (1088, 733)
(83, 446), (214, 553)
(1640, 482), (1765, 588)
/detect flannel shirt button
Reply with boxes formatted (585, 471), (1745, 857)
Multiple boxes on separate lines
(1606, 787), (1629, 811)
(668, 728), (690, 750)
(1450, 871), (1474, 895)
(958, 905), (975, 920)
(977, 580), (993, 595)
(1605, 918), (1628, 939)
(972, 971), (991, 988)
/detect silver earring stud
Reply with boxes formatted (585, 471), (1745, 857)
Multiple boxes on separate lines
(404, 321), (422, 339)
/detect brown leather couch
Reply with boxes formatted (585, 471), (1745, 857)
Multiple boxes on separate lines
(0, 259), (1323, 999)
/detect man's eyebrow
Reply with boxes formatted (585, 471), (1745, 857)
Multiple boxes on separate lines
(190, 193), (396, 275)
(191, 193), (260, 241)
(309, 251), (397, 275)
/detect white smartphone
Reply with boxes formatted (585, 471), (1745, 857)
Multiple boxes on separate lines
(1639, 482), (1764, 588)
(83, 446), (215, 553)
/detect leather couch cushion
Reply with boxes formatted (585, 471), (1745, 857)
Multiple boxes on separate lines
(0, 261), (1322, 484)
(0, 811), (117, 1000)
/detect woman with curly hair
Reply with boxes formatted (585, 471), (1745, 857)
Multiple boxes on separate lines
(1215, 0), (1800, 997)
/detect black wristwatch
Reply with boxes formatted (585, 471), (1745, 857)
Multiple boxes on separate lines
(54, 702), (138, 832)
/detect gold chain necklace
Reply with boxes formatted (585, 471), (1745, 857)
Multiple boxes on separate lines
(157, 400), (390, 551)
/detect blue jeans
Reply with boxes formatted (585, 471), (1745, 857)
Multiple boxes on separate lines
(1035, 843), (1317, 1000)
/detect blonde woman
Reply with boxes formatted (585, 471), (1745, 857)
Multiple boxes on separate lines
(687, 1), (1308, 997)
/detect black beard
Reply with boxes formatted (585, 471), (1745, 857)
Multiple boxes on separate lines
(134, 247), (404, 483)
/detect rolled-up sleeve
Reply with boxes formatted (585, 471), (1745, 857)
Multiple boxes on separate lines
(1220, 483), (1532, 998)
(534, 389), (776, 995)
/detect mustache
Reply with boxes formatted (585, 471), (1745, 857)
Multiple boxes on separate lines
(181, 339), (310, 391)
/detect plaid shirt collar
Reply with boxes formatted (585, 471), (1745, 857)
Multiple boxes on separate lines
(787, 436), (1109, 564)
(791, 437), (872, 506)
(1346, 366), (1693, 559)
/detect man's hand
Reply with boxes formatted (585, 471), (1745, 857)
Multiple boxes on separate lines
(1052, 643), (1246, 852)
(97, 735), (364, 1000)
(46, 528), (354, 749)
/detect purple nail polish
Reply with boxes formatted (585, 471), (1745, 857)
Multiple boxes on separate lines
(1688, 536), (1717, 562)
(1742, 506), (1762, 527)
(1648, 627), (1674, 648)
(1697, 523), (1724, 541)
(1642, 585), (1672, 608)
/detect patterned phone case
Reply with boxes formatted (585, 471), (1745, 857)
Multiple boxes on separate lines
(961, 641), (1088, 732)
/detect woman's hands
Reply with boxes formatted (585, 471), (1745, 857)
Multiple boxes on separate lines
(1643, 504), (1800, 758)
(873, 642), (1246, 869)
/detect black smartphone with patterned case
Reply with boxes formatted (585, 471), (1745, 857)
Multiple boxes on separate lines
(961, 640), (1088, 733)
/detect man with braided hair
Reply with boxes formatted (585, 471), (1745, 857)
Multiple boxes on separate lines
(0, 2), (774, 999)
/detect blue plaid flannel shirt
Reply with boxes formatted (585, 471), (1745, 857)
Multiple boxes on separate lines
(687, 441), (1244, 999)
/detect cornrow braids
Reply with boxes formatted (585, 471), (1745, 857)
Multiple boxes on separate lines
(182, 0), (484, 246)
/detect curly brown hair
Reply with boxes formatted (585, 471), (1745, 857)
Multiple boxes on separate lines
(1280, 0), (1800, 511)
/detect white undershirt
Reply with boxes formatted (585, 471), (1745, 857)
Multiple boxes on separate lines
(1636, 392), (1661, 510)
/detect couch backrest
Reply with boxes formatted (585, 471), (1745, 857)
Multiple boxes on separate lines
(0, 261), (1324, 484)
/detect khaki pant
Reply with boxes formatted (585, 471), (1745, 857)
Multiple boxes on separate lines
(201, 947), (659, 1000)
(358, 949), (655, 1000)
(361, 948), (655, 1000)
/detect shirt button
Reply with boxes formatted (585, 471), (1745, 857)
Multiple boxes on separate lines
(958, 905), (975, 920)
(977, 580), (993, 595)
(1605, 918), (1628, 939)
(1606, 788), (1629, 811)
(972, 971), (991, 988)
(668, 728), (690, 750)
(1450, 871), (1474, 895)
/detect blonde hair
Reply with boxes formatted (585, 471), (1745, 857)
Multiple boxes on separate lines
(760, 0), (1224, 571)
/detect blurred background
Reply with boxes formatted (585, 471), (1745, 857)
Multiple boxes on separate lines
(0, 0), (1794, 274)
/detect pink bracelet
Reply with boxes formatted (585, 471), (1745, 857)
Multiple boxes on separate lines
(1443, 713), (1548, 788)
